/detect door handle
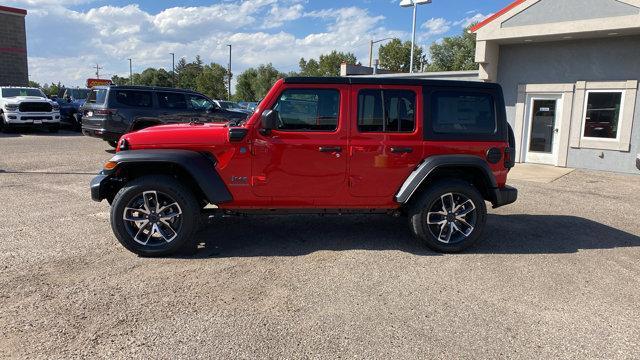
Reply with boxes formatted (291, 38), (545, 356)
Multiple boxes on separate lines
(390, 147), (413, 154)
(319, 146), (342, 153)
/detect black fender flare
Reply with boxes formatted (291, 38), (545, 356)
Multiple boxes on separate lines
(394, 155), (498, 204)
(98, 149), (232, 204)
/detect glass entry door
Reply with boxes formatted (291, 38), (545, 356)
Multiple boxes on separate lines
(524, 95), (562, 165)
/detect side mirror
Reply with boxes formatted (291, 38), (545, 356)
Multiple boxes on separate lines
(260, 109), (278, 134)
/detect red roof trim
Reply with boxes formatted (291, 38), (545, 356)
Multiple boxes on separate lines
(0, 5), (27, 15)
(470, 0), (525, 32)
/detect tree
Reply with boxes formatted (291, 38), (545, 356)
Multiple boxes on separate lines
(28, 80), (41, 88)
(298, 50), (357, 77)
(176, 56), (204, 90)
(195, 63), (228, 100)
(111, 75), (129, 86)
(235, 64), (285, 101)
(42, 82), (64, 97)
(427, 26), (477, 72)
(378, 39), (425, 73)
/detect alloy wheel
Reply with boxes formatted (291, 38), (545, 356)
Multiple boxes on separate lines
(425, 192), (477, 244)
(122, 190), (183, 246)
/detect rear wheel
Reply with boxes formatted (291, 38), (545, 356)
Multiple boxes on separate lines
(409, 179), (487, 253)
(110, 175), (201, 257)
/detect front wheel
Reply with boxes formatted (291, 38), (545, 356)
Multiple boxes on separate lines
(409, 179), (487, 253)
(107, 140), (118, 148)
(110, 175), (201, 256)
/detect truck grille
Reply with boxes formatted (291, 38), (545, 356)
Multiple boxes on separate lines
(19, 102), (52, 112)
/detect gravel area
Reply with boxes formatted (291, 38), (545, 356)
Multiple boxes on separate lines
(1, 130), (639, 359)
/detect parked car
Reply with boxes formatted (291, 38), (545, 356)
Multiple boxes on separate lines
(0, 87), (61, 132)
(212, 100), (253, 114)
(57, 88), (90, 130)
(81, 86), (249, 147)
(90, 77), (518, 257)
(238, 101), (258, 112)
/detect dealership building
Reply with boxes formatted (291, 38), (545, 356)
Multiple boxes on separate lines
(0, 5), (28, 86)
(346, 0), (640, 173)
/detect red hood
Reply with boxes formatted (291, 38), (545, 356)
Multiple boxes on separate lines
(122, 123), (231, 148)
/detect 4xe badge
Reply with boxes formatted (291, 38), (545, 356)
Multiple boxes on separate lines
(230, 176), (248, 185)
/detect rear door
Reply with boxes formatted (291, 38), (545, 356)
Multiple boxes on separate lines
(348, 85), (424, 197)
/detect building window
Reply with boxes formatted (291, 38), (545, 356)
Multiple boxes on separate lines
(357, 89), (416, 132)
(272, 89), (339, 131)
(582, 91), (623, 139)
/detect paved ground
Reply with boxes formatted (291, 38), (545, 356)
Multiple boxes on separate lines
(1, 130), (639, 359)
(508, 163), (575, 183)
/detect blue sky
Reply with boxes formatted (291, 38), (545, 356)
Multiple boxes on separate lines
(5, 0), (512, 87)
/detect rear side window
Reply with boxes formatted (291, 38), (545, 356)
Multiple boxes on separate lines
(272, 88), (339, 131)
(358, 89), (416, 132)
(158, 92), (187, 110)
(431, 92), (496, 135)
(114, 90), (152, 108)
(87, 89), (107, 104)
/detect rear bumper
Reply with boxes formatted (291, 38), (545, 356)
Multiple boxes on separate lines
(636, 154), (640, 170)
(82, 125), (121, 142)
(491, 185), (518, 208)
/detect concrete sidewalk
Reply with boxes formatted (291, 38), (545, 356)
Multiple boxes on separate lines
(508, 163), (574, 183)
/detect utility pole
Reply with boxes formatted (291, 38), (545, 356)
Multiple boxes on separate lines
(128, 59), (133, 85)
(368, 38), (394, 68)
(94, 63), (103, 79)
(170, 53), (175, 87)
(227, 44), (232, 100)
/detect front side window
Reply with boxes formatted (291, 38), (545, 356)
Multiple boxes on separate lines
(114, 90), (152, 108)
(583, 91), (622, 139)
(431, 92), (496, 135)
(157, 92), (187, 110)
(187, 94), (214, 111)
(357, 89), (416, 132)
(272, 89), (339, 131)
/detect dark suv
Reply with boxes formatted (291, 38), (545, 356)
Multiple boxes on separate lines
(81, 86), (248, 147)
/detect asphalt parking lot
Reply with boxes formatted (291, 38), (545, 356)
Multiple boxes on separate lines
(1, 130), (639, 359)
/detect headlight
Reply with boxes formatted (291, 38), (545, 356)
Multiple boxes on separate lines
(4, 104), (18, 111)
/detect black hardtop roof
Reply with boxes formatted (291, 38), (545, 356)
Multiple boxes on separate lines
(283, 76), (500, 90)
(92, 85), (201, 94)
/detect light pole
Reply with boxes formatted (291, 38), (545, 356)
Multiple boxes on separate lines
(227, 44), (232, 100)
(369, 38), (394, 68)
(400, 0), (431, 73)
(128, 58), (133, 85)
(170, 52), (175, 86)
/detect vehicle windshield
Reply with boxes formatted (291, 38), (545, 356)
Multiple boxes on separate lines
(87, 89), (108, 104)
(218, 101), (242, 110)
(2, 88), (45, 98)
(69, 89), (90, 100)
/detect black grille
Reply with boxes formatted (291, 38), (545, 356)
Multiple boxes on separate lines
(19, 102), (52, 112)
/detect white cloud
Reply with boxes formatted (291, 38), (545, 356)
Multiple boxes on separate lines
(454, 12), (491, 28)
(262, 4), (304, 29)
(421, 17), (451, 37)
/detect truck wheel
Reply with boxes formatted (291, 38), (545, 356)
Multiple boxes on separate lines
(409, 179), (487, 253)
(110, 175), (201, 257)
(107, 140), (118, 148)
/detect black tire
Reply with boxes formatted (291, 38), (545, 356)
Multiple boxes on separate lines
(0, 112), (7, 133)
(107, 140), (118, 148)
(73, 113), (82, 131)
(110, 175), (201, 257)
(408, 179), (487, 253)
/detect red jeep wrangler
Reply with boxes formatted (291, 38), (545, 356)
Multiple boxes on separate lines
(91, 77), (517, 256)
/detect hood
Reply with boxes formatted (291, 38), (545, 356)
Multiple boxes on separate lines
(9, 96), (49, 102)
(123, 122), (231, 148)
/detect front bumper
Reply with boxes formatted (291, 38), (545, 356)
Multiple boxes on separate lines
(636, 154), (640, 171)
(491, 185), (518, 208)
(3, 111), (60, 124)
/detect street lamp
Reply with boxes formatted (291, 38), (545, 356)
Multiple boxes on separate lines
(170, 52), (175, 86)
(128, 58), (133, 85)
(369, 38), (394, 68)
(399, 0), (431, 73)
(227, 44), (232, 100)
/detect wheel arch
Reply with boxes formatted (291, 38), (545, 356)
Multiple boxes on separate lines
(396, 155), (499, 207)
(95, 150), (233, 205)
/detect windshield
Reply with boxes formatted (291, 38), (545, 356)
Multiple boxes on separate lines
(87, 89), (108, 104)
(69, 89), (90, 100)
(2, 88), (45, 98)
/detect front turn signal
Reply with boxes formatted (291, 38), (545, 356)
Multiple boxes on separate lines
(103, 161), (118, 171)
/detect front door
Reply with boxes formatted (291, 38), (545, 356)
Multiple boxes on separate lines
(251, 85), (348, 202)
(524, 95), (562, 165)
